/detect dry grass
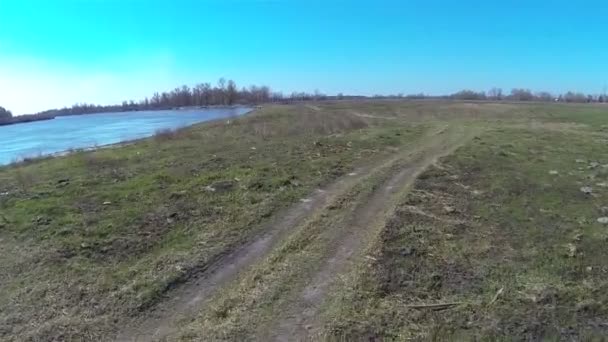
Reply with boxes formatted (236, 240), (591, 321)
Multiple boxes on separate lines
(2, 101), (608, 340)
(0, 102), (419, 341)
(13, 168), (37, 193)
(322, 125), (608, 340)
(241, 105), (369, 139)
(153, 127), (181, 141)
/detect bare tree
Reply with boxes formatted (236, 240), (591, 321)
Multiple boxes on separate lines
(488, 88), (503, 100)
(535, 92), (553, 102)
(32, 78), (274, 115)
(451, 90), (486, 100)
(563, 91), (587, 103)
(226, 80), (238, 105)
(509, 89), (534, 101)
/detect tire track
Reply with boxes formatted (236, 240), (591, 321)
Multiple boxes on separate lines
(114, 126), (447, 341)
(269, 125), (475, 341)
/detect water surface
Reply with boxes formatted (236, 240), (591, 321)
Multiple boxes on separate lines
(0, 107), (250, 165)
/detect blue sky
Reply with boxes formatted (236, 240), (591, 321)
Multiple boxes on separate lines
(1, 0), (607, 114)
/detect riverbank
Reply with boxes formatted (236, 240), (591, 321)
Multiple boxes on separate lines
(0, 107), (252, 166)
(5, 107), (258, 169)
(0, 114), (56, 126)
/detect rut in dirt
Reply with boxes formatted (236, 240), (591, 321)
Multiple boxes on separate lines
(113, 132), (431, 341)
(269, 126), (475, 341)
(115, 173), (371, 341)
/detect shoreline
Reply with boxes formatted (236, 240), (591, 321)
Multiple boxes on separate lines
(0, 106), (259, 168)
(0, 115), (56, 127)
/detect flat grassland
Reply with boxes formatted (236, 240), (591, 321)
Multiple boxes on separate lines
(1, 101), (608, 341)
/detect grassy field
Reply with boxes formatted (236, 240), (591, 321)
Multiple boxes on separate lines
(1, 101), (608, 341)
(322, 124), (608, 340)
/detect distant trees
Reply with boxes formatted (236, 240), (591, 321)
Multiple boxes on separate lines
(444, 88), (608, 103)
(535, 92), (553, 102)
(0, 106), (56, 126)
(0, 106), (12, 119)
(25, 80), (608, 118)
(487, 88), (503, 100)
(563, 91), (588, 103)
(35, 78), (278, 117)
(508, 88), (534, 101)
(226, 80), (238, 105)
(450, 90), (487, 100)
(404, 93), (427, 99)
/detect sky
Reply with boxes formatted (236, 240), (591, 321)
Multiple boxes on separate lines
(0, 0), (607, 115)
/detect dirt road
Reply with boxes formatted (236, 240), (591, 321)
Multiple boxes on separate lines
(115, 124), (475, 341)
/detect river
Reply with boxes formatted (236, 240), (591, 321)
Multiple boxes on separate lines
(0, 107), (251, 165)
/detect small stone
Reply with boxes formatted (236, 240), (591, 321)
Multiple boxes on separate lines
(250, 147), (257, 150)
(580, 186), (593, 195)
(102, 201), (112, 205)
(34, 216), (50, 225)
(597, 182), (608, 188)
(170, 190), (188, 199)
(300, 198), (312, 203)
(565, 243), (577, 257)
(444, 206), (456, 214)
(347, 172), (357, 176)
(575, 159), (586, 164)
(586, 266), (593, 272)
(597, 217), (608, 224)
(548, 170), (559, 175)
(400, 247), (414, 256)
(210, 181), (235, 192)
(204, 185), (216, 192)
(589, 162), (600, 169)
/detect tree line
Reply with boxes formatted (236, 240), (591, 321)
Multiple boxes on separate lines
(36, 78), (275, 116)
(34, 78), (389, 117)
(0, 106), (56, 126)
(3, 82), (608, 122)
(0, 106), (12, 119)
(448, 88), (606, 103)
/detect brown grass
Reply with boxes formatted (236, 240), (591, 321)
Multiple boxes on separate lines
(153, 128), (181, 141)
